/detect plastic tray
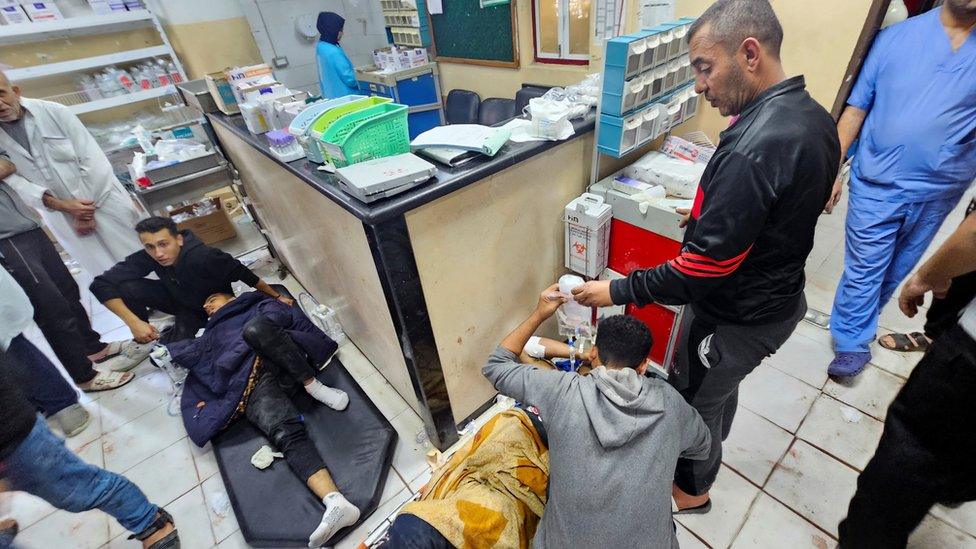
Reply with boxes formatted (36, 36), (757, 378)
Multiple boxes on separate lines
(307, 97), (392, 163)
(320, 103), (410, 167)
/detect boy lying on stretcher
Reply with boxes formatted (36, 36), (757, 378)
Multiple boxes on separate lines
(375, 284), (710, 548)
(159, 291), (358, 548)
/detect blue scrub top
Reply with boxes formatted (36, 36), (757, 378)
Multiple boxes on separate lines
(848, 8), (976, 203)
(316, 41), (360, 99)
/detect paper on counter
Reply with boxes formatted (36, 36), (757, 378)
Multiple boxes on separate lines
(502, 118), (575, 143)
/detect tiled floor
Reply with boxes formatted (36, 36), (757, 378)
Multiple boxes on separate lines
(4, 192), (976, 548)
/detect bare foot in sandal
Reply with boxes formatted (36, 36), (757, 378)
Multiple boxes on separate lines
(879, 332), (931, 353)
(78, 370), (135, 392)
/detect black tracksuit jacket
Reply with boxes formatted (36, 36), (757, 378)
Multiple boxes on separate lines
(610, 76), (840, 326)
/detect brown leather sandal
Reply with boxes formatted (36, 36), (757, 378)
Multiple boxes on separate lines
(879, 332), (930, 353)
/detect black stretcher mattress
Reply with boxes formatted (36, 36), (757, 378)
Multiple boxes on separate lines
(212, 358), (398, 548)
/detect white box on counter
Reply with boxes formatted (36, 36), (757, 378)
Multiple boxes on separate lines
(0, 4), (28, 24)
(21, 1), (64, 20)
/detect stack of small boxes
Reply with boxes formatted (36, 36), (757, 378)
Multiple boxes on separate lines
(380, 0), (431, 47)
(597, 17), (701, 157)
(0, 0), (147, 23)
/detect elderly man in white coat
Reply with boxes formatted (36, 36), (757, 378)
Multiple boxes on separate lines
(0, 70), (144, 277)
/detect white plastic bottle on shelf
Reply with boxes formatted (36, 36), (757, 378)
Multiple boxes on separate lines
(96, 71), (125, 97)
(312, 304), (347, 345)
(114, 67), (136, 93)
(154, 60), (172, 87)
(165, 60), (183, 84)
(75, 75), (102, 101)
(138, 64), (157, 89)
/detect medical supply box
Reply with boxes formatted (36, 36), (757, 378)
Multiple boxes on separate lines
(335, 152), (437, 203)
(564, 193), (613, 278)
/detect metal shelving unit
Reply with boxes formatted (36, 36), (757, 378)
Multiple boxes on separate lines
(4, 8), (188, 117)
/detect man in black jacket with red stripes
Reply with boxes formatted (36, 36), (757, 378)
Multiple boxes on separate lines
(575, 0), (839, 513)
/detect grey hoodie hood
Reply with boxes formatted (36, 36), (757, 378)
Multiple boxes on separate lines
(584, 366), (665, 449)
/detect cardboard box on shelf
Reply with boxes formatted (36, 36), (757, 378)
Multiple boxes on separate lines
(87, 0), (126, 13)
(20, 1), (64, 21)
(0, 4), (28, 24)
(397, 47), (428, 68)
(168, 197), (237, 245)
(204, 187), (243, 219)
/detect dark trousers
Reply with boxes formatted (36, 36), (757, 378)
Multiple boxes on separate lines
(672, 298), (805, 495)
(6, 335), (78, 416)
(922, 200), (976, 341)
(0, 229), (101, 384)
(241, 315), (325, 482)
(115, 278), (208, 344)
(383, 513), (452, 549)
(839, 325), (976, 547)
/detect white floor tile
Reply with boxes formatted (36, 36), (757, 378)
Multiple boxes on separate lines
(803, 273), (840, 316)
(102, 324), (135, 343)
(92, 311), (127, 337)
(824, 365), (904, 421)
(98, 369), (174, 435)
(216, 528), (250, 549)
(739, 365), (820, 433)
(0, 492), (56, 531)
(867, 340), (922, 379)
(121, 438), (198, 508)
(877, 298), (925, 338)
(101, 403), (187, 473)
(908, 515), (976, 549)
(358, 372), (410, 422)
(932, 502), (976, 539)
(201, 474), (239, 544)
(16, 508), (110, 549)
(166, 486), (216, 549)
(389, 409), (430, 485)
(722, 406), (793, 486)
(793, 321), (833, 349)
(676, 521), (710, 549)
(765, 332), (832, 390)
(74, 434), (105, 468)
(407, 470), (431, 495)
(337, 342), (381, 383)
(764, 440), (859, 537)
(675, 466), (759, 549)
(379, 469), (409, 506)
(334, 487), (413, 549)
(187, 439), (220, 483)
(102, 532), (140, 549)
(796, 395), (884, 471)
(731, 493), (837, 549)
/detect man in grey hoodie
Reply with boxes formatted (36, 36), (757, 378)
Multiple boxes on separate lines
(483, 284), (711, 549)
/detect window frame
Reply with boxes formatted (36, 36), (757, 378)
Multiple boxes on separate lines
(531, 0), (590, 65)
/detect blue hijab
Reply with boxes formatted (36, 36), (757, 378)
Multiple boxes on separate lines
(317, 12), (345, 44)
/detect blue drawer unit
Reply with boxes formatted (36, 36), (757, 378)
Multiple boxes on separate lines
(355, 62), (445, 138)
(598, 111), (644, 157)
(407, 108), (442, 139)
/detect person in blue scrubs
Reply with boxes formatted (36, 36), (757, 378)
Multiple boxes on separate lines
(316, 12), (359, 99)
(825, 0), (976, 377)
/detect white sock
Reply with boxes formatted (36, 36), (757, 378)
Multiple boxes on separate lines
(304, 379), (349, 411)
(308, 492), (360, 548)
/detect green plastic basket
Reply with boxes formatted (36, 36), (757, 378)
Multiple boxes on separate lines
(320, 103), (410, 167)
(306, 96), (392, 164)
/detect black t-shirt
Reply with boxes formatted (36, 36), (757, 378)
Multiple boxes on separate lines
(0, 351), (38, 460)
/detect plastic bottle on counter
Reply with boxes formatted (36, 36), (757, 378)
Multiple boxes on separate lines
(112, 67), (136, 93)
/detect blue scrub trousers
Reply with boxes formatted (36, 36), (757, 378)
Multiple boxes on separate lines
(830, 187), (960, 353)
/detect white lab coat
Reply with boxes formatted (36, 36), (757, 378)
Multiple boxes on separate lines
(0, 98), (145, 277)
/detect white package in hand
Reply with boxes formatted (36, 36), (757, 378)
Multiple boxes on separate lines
(624, 151), (705, 199)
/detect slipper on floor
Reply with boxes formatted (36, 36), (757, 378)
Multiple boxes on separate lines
(828, 352), (871, 378)
(81, 371), (135, 392)
(879, 332), (930, 353)
(673, 499), (711, 515)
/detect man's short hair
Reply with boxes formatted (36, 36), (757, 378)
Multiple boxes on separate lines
(135, 216), (178, 236)
(689, 0), (784, 59)
(595, 315), (653, 370)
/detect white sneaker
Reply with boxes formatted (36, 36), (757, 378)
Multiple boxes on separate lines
(308, 492), (360, 548)
(97, 340), (154, 372)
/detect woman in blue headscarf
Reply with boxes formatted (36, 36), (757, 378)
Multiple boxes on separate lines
(316, 12), (359, 99)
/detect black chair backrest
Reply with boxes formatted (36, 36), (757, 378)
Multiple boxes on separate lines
(445, 89), (481, 125)
(478, 98), (517, 126)
(515, 85), (551, 113)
